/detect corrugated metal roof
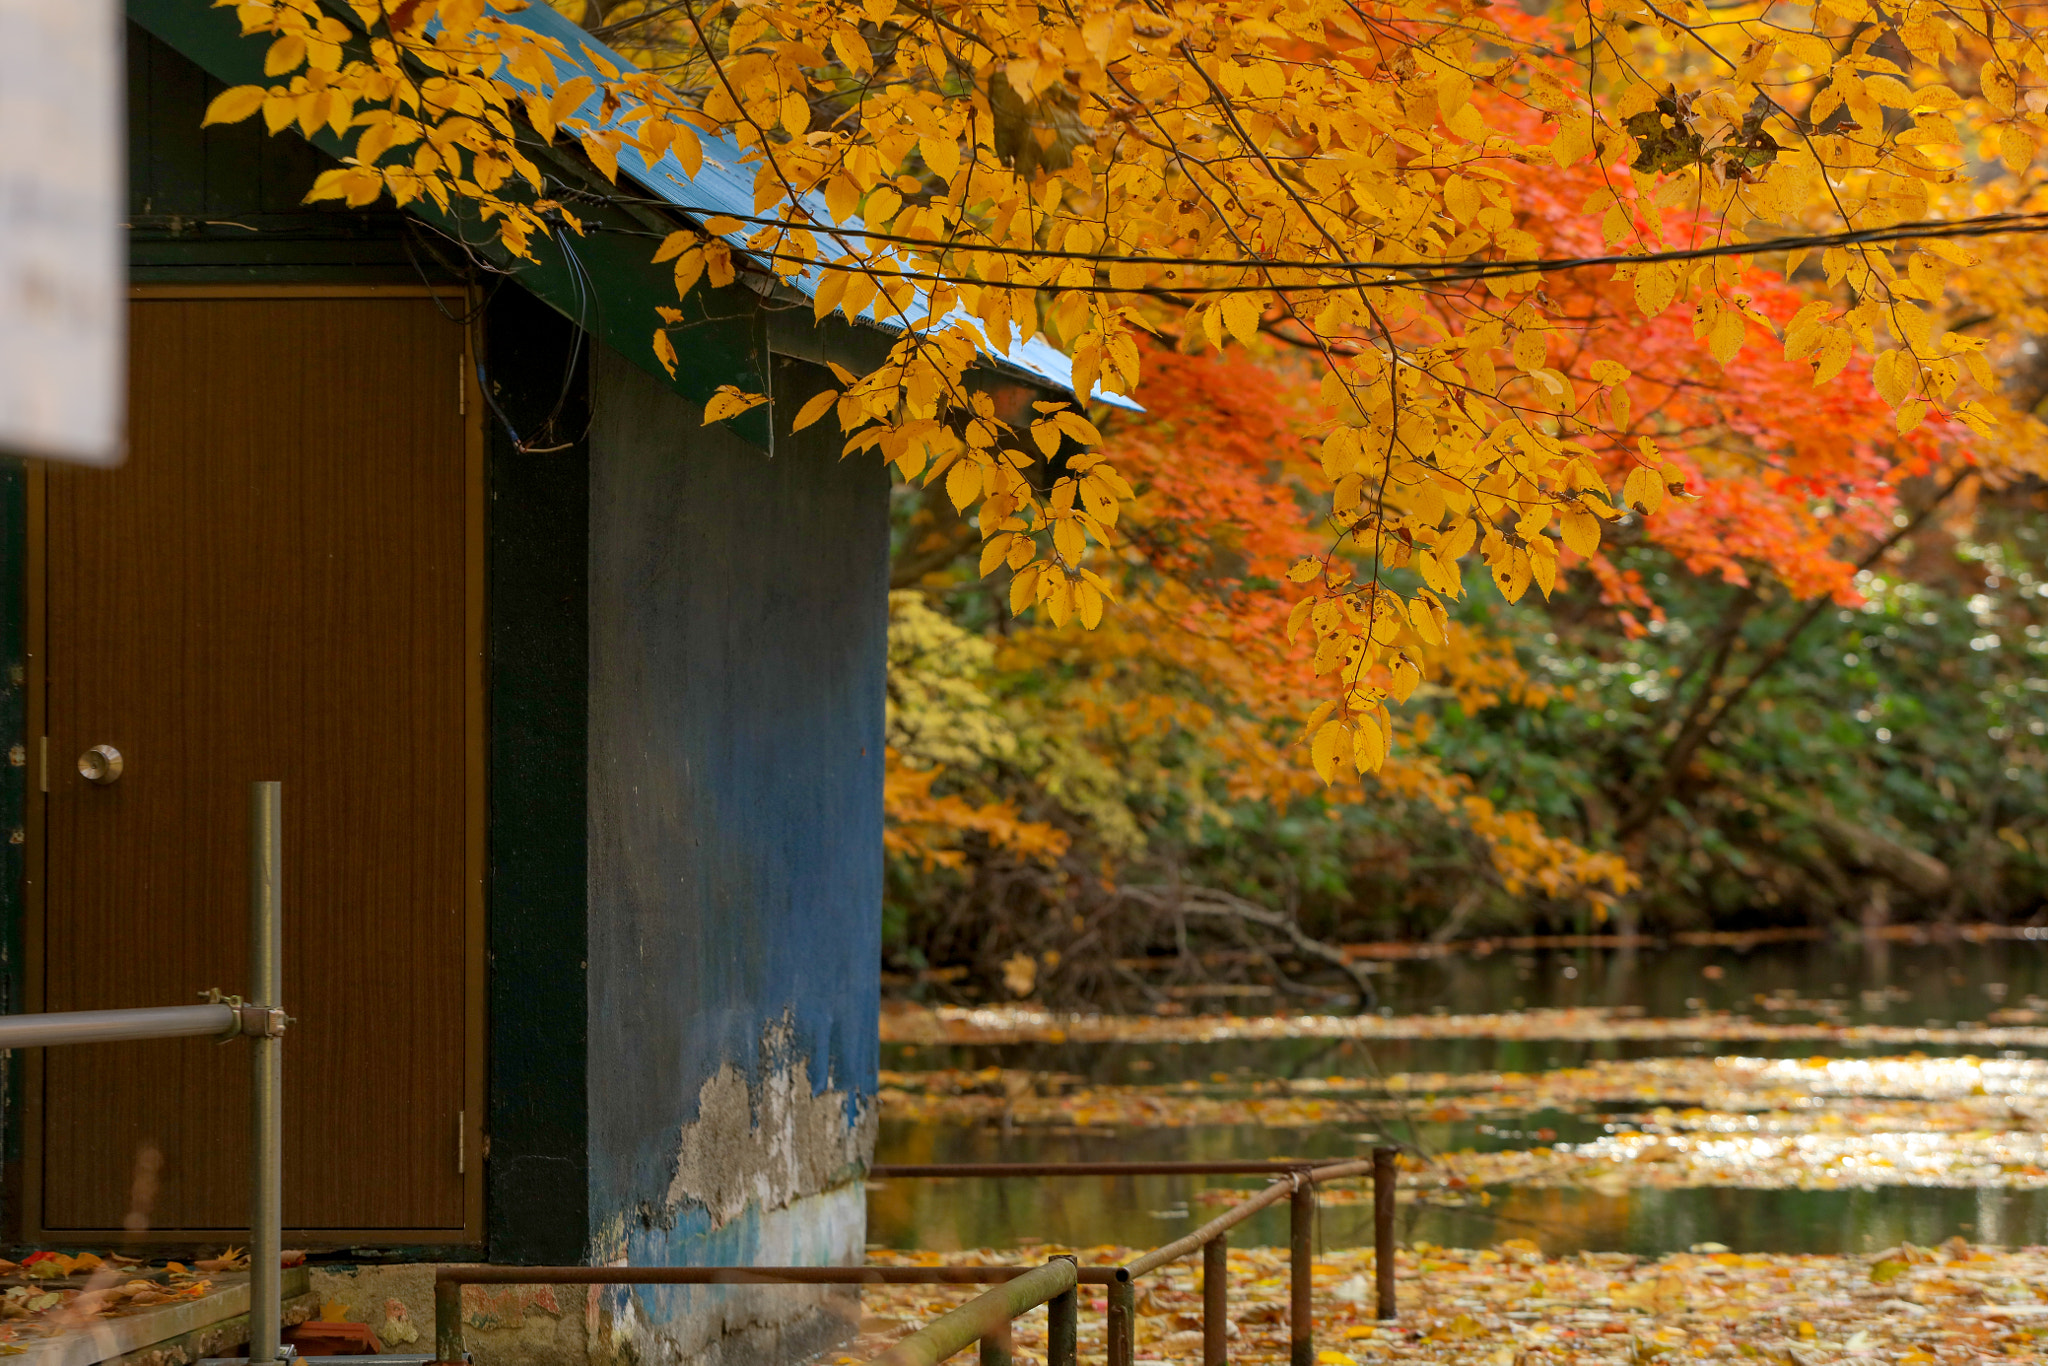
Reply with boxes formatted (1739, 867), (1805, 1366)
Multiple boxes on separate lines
(502, 3), (1138, 409)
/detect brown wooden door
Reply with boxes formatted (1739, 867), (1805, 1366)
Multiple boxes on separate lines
(32, 292), (480, 1239)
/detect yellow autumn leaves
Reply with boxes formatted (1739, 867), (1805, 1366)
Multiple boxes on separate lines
(193, 0), (2043, 794)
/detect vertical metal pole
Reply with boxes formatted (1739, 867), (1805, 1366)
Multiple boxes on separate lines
(248, 782), (282, 1366)
(1373, 1147), (1397, 1321)
(1107, 1273), (1135, 1366)
(1289, 1173), (1314, 1366)
(433, 1275), (466, 1365)
(1046, 1258), (1077, 1366)
(1202, 1235), (1228, 1366)
(979, 1315), (1014, 1366)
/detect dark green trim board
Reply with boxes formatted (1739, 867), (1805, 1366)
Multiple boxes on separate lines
(0, 463), (25, 1241)
(484, 287), (592, 1265)
(123, 0), (774, 448)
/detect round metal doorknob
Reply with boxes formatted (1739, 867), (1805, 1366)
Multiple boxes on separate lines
(78, 745), (123, 784)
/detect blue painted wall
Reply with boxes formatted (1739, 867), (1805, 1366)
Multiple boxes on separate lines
(584, 346), (886, 1258)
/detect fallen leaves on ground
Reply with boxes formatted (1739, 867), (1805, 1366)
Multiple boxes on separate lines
(839, 1240), (2048, 1366)
(0, 1254), (237, 1345)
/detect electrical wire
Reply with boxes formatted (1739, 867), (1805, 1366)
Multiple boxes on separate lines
(564, 199), (2048, 291)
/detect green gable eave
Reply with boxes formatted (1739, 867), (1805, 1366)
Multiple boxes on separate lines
(124, 0), (777, 449)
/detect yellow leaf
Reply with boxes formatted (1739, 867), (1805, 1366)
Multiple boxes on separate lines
(1387, 653), (1421, 704)
(1622, 465), (1665, 516)
(1440, 516), (1478, 562)
(1351, 716), (1386, 774)
(790, 388), (839, 433)
(652, 230), (697, 263)
(920, 134), (961, 181)
(1634, 262), (1678, 319)
(1493, 547), (1532, 603)
(1896, 398), (1928, 434)
(946, 458), (983, 511)
(1287, 596), (1315, 643)
(1286, 557), (1322, 585)
(1812, 329), (1853, 387)
(1007, 564), (1036, 616)
(1311, 720), (1347, 785)
(781, 91), (811, 136)
(1407, 595), (1443, 645)
(702, 386), (768, 425)
(1608, 387), (1632, 431)
(1444, 175), (1481, 224)
(265, 34), (306, 76)
(1044, 579), (1074, 626)
(980, 534), (1013, 577)
(1077, 581), (1105, 629)
(1561, 509), (1601, 557)
(670, 124), (703, 178)
(825, 175), (861, 223)
(864, 186), (903, 226)
(202, 85), (268, 127)
(831, 27), (875, 74)
(1708, 310), (1746, 366)
(651, 329), (678, 378)
(1221, 291), (1264, 346)
(1999, 123), (2037, 172)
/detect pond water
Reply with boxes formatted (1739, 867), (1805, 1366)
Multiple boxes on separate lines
(868, 935), (2048, 1256)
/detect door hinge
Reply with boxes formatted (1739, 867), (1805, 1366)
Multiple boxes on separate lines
(459, 357), (467, 419)
(38, 737), (47, 794)
(458, 1109), (465, 1174)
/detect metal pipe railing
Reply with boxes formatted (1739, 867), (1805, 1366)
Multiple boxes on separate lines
(1098, 1154), (1393, 1366)
(430, 1133), (1407, 1366)
(1373, 1146), (1397, 1320)
(870, 1258), (1077, 1366)
(870, 1161), (1343, 1177)
(0, 1003), (242, 1048)
(427, 1262), (1125, 1365)
(247, 781), (284, 1366)
(0, 782), (288, 1366)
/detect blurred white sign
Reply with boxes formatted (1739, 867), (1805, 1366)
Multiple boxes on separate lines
(0, 0), (124, 466)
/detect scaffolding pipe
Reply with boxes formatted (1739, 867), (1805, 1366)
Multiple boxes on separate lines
(1373, 1147), (1397, 1320)
(1046, 1259), (1078, 1366)
(1106, 1275), (1135, 1366)
(1202, 1236), (1227, 1366)
(869, 1259), (1078, 1366)
(0, 1004), (238, 1049)
(247, 782), (283, 1366)
(1289, 1174), (1315, 1366)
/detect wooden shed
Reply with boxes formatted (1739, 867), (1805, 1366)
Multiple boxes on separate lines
(0, 3), (1082, 1348)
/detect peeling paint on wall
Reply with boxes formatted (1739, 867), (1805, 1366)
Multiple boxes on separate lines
(579, 1019), (873, 1366)
(597, 1185), (866, 1366)
(661, 1023), (875, 1231)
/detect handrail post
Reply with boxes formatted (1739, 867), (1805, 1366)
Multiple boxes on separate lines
(1373, 1147), (1397, 1321)
(1107, 1271), (1135, 1366)
(1047, 1257), (1077, 1366)
(1202, 1235), (1227, 1366)
(248, 782), (283, 1366)
(979, 1314), (1013, 1366)
(1288, 1170), (1314, 1366)
(434, 1273), (465, 1364)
